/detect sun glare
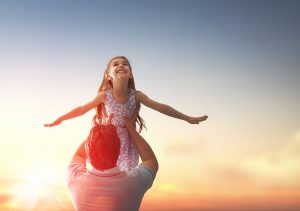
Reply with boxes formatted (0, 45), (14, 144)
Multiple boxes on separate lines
(8, 168), (62, 210)
(10, 183), (40, 209)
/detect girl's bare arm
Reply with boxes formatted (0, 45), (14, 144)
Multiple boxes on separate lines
(136, 91), (208, 124)
(44, 91), (105, 127)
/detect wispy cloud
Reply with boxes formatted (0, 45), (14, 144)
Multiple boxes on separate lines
(164, 137), (206, 155)
(241, 130), (300, 185)
(199, 130), (300, 191)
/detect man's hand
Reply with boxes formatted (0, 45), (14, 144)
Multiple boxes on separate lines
(123, 109), (158, 174)
(123, 107), (138, 130)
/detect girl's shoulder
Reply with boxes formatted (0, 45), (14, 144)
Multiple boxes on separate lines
(94, 90), (107, 103)
(97, 90), (107, 96)
(134, 90), (146, 101)
(133, 89), (142, 94)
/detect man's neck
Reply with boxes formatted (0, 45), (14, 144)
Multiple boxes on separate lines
(89, 166), (121, 176)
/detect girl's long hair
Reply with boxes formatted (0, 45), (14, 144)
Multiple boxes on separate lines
(92, 56), (146, 132)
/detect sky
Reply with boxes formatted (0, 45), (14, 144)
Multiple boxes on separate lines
(0, 0), (300, 210)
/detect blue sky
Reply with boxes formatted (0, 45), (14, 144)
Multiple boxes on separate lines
(1, 0), (299, 90)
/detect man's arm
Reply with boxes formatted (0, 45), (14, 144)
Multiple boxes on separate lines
(69, 140), (87, 166)
(124, 117), (158, 174)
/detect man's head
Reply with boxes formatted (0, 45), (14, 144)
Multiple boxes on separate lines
(85, 124), (120, 170)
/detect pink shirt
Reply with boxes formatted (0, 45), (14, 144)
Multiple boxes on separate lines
(67, 163), (155, 211)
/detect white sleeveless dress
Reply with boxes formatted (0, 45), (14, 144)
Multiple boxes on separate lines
(103, 89), (139, 171)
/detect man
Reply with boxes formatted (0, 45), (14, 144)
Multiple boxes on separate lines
(66, 114), (158, 211)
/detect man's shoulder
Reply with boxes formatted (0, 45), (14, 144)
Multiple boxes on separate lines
(66, 163), (87, 185)
(126, 165), (156, 188)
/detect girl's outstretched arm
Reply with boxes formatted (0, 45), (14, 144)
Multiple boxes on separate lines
(44, 91), (105, 127)
(136, 91), (208, 124)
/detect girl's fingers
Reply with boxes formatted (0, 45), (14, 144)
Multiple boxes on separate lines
(102, 113), (114, 125)
(101, 104), (108, 119)
(108, 113), (114, 124)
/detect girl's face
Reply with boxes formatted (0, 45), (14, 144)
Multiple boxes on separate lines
(108, 58), (132, 81)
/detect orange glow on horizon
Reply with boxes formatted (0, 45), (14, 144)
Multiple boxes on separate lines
(1, 179), (300, 211)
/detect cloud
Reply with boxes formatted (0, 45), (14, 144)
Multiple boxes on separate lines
(164, 138), (205, 155)
(157, 183), (186, 195)
(159, 130), (300, 195)
(241, 130), (300, 184)
(188, 130), (300, 190)
(281, 130), (300, 157)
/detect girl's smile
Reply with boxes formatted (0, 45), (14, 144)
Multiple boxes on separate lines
(109, 58), (132, 79)
(116, 69), (127, 73)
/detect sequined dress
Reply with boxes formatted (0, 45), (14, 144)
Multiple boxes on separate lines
(103, 89), (139, 171)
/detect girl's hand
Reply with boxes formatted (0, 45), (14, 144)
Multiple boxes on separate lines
(98, 113), (116, 132)
(187, 115), (208, 124)
(44, 119), (62, 127)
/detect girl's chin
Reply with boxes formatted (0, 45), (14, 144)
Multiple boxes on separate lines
(116, 75), (130, 78)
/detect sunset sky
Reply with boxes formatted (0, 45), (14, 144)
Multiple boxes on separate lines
(1, 0), (300, 210)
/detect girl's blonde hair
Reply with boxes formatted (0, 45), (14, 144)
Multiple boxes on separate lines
(92, 56), (146, 132)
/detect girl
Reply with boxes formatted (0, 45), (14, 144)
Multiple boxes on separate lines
(45, 56), (208, 170)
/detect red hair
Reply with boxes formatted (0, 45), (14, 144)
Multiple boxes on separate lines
(85, 124), (120, 170)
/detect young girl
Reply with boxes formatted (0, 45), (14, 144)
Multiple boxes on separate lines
(45, 56), (208, 170)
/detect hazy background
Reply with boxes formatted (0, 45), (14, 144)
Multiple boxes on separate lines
(1, 0), (299, 210)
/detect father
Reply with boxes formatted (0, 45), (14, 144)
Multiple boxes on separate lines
(66, 114), (158, 211)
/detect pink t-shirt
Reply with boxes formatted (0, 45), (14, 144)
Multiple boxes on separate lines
(67, 163), (155, 211)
